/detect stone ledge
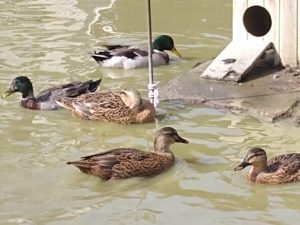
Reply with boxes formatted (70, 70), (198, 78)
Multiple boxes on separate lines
(160, 61), (300, 125)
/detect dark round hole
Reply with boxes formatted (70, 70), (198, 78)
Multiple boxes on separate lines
(243, 6), (272, 37)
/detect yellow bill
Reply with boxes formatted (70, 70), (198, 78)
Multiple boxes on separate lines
(171, 47), (182, 58)
(1, 89), (14, 98)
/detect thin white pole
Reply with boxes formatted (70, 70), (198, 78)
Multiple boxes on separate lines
(147, 0), (154, 105)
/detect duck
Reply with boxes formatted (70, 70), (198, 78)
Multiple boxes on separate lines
(67, 127), (189, 180)
(234, 147), (300, 184)
(1, 76), (101, 110)
(55, 88), (155, 123)
(90, 35), (182, 69)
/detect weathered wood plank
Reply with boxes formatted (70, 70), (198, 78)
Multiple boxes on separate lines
(232, 0), (248, 41)
(264, 0), (280, 52)
(280, 0), (297, 65)
(298, 0), (300, 64)
(201, 40), (273, 82)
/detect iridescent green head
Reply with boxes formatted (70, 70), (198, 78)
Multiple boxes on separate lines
(2, 76), (33, 98)
(152, 35), (182, 57)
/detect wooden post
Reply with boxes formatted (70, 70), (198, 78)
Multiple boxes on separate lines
(232, 0), (248, 41)
(280, 0), (298, 65)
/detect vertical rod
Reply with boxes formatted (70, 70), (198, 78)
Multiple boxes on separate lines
(147, 0), (154, 104)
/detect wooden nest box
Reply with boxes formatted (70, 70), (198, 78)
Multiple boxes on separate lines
(202, 0), (299, 82)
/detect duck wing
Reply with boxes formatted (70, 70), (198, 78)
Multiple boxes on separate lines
(80, 148), (148, 163)
(67, 148), (171, 179)
(36, 79), (101, 102)
(267, 153), (300, 172)
(112, 152), (171, 179)
(91, 47), (149, 62)
(67, 148), (149, 179)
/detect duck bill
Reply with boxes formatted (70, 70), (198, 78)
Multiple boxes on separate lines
(1, 88), (14, 98)
(171, 47), (182, 58)
(174, 134), (189, 144)
(234, 160), (251, 171)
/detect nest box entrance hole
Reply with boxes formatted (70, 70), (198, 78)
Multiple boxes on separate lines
(243, 5), (272, 37)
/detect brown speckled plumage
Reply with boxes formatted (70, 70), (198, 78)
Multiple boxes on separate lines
(67, 127), (189, 180)
(56, 89), (155, 123)
(234, 147), (300, 184)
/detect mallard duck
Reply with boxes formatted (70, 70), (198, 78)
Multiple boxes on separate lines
(90, 35), (182, 69)
(234, 147), (300, 184)
(55, 88), (155, 123)
(67, 127), (189, 180)
(1, 76), (101, 110)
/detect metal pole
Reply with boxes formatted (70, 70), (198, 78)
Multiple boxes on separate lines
(147, 0), (154, 104)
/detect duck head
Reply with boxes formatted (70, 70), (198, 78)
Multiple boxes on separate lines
(2, 76), (34, 99)
(120, 88), (143, 110)
(154, 127), (188, 153)
(234, 147), (268, 171)
(153, 35), (182, 57)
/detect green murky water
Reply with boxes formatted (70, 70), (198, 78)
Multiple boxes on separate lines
(0, 0), (299, 225)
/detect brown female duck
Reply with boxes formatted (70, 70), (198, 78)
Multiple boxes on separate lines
(67, 127), (189, 180)
(55, 88), (155, 123)
(234, 147), (300, 184)
(1, 76), (101, 110)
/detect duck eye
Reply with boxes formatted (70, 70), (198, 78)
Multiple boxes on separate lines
(168, 132), (176, 136)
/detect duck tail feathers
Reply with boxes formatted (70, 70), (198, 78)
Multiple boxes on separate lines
(67, 161), (93, 175)
(67, 161), (90, 167)
(90, 51), (112, 62)
(88, 78), (102, 92)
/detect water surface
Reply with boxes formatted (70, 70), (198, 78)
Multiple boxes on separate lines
(0, 1), (299, 225)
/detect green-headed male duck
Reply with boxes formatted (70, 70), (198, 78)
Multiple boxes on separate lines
(2, 76), (101, 110)
(90, 35), (182, 69)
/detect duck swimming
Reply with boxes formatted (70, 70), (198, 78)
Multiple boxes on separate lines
(90, 35), (182, 69)
(67, 127), (189, 180)
(1, 76), (101, 110)
(234, 147), (300, 184)
(56, 88), (155, 123)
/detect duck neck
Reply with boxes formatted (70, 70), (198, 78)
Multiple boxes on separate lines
(22, 88), (35, 99)
(248, 163), (267, 182)
(152, 43), (157, 51)
(154, 136), (173, 155)
(152, 42), (163, 52)
(131, 99), (144, 114)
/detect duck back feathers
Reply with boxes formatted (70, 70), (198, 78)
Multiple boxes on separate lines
(90, 47), (162, 69)
(260, 153), (300, 184)
(32, 79), (101, 110)
(36, 79), (101, 102)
